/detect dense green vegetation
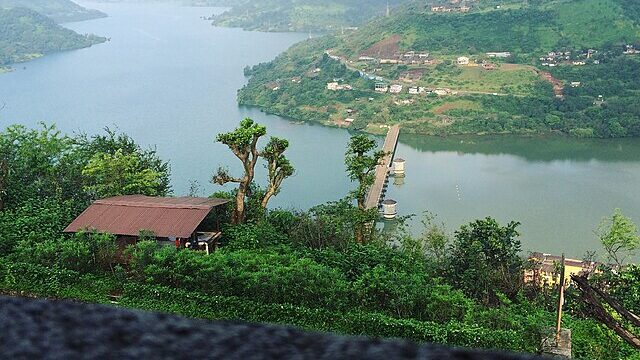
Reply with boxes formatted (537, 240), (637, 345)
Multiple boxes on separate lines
(209, 0), (407, 32)
(0, 0), (106, 23)
(238, 0), (640, 138)
(0, 7), (105, 67)
(0, 123), (638, 358)
(334, 0), (640, 56)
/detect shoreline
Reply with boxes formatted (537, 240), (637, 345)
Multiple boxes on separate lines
(240, 103), (630, 140)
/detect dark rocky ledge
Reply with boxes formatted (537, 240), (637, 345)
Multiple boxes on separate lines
(0, 295), (549, 360)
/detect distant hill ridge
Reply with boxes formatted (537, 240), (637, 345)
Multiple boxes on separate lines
(0, 0), (106, 23)
(209, 0), (409, 32)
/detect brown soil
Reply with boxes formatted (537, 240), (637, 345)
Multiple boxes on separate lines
(537, 69), (564, 97)
(433, 103), (459, 115)
(360, 35), (402, 59)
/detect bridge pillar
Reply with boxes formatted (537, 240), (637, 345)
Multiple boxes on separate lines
(393, 158), (406, 176)
(382, 199), (397, 219)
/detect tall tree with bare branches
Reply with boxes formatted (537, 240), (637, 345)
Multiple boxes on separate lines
(213, 118), (267, 224)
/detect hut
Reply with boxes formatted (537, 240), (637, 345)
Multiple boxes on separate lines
(64, 195), (230, 254)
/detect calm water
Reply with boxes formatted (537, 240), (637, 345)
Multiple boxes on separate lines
(0, 2), (639, 257)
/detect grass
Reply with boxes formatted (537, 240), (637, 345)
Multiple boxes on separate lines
(551, 0), (640, 47)
(425, 65), (540, 95)
(290, 3), (349, 29)
(432, 99), (482, 115)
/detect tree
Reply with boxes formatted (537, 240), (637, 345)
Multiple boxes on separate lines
(260, 137), (294, 209)
(345, 135), (385, 210)
(419, 212), (450, 264)
(344, 134), (385, 243)
(0, 124), (75, 209)
(213, 118), (267, 224)
(596, 209), (640, 267)
(82, 149), (167, 198)
(448, 218), (523, 305)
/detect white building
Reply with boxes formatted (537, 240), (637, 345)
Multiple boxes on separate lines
(375, 83), (389, 93)
(457, 56), (470, 65)
(327, 82), (352, 91)
(389, 84), (403, 94)
(486, 52), (511, 58)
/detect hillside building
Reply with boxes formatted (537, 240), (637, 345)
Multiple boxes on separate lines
(389, 84), (403, 93)
(486, 52), (511, 58)
(457, 56), (470, 65)
(375, 83), (389, 92)
(524, 252), (599, 287)
(64, 195), (230, 255)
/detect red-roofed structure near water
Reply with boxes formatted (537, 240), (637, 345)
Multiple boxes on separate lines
(64, 195), (230, 254)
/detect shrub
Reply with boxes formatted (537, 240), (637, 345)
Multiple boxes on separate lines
(0, 261), (115, 303)
(0, 197), (79, 256)
(120, 284), (528, 351)
(222, 222), (289, 250)
(10, 231), (118, 274)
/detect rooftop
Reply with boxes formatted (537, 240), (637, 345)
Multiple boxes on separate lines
(64, 195), (230, 238)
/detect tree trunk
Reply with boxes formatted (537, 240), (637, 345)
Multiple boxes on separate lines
(572, 275), (640, 349)
(233, 181), (247, 225)
(0, 159), (6, 211)
(355, 226), (364, 244)
(261, 188), (276, 209)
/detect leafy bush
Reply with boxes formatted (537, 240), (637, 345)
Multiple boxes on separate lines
(9, 231), (117, 274)
(0, 197), (78, 256)
(222, 222), (289, 250)
(0, 261), (114, 303)
(120, 283), (530, 352)
(353, 264), (474, 323)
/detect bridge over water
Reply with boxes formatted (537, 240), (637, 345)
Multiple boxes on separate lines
(364, 125), (400, 210)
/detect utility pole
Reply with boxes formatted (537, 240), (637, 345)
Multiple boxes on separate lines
(386, 2), (390, 17)
(556, 254), (566, 342)
(542, 253), (572, 357)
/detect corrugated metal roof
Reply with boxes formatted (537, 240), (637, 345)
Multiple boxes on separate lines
(64, 195), (230, 238)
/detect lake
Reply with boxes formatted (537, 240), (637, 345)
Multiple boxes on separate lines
(0, 1), (638, 258)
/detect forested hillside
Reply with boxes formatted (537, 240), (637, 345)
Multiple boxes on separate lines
(238, 0), (640, 138)
(0, 0), (106, 23)
(0, 7), (105, 68)
(331, 0), (639, 58)
(210, 0), (409, 32)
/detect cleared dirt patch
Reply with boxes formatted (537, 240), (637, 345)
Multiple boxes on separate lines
(536, 70), (564, 97)
(433, 100), (480, 115)
(360, 35), (401, 59)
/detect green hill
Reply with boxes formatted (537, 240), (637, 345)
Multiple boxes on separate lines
(0, 7), (106, 68)
(210, 0), (408, 32)
(334, 0), (640, 57)
(238, 0), (640, 138)
(0, 0), (106, 23)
